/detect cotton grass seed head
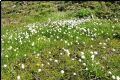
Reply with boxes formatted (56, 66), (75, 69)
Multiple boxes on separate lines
(3, 64), (7, 68)
(108, 71), (112, 75)
(116, 76), (120, 80)
(73, 72), (77, 75)
(21, 64), (25, 69)
(54, 60), (58, 63)
(112, 75), (116, 79)
(17, 75), (20, 80)
(61, 70), (64, 74)
(38, 69), (41, 72)
(81, 55), (85, 59)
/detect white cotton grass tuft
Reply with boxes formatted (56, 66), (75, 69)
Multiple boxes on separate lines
(112, 75), (116, 79)
(60, 70), (64, 74)
(71, 58), (75, 61)
(108, 71), (112, 75)
(32, 42), (35, 46)
(49, 52), (51, 54)
(112, 48), (116, 52)
(37, 54), (40, 57)
(41, 64), (44, 67)
(38, 69), (41, 72)
(21, 64), (25, 69)
(91, 55), (95, 60)
(5, 55), (8, 58)
(81, 52), (84, 55)
(17, 75), (21, 80)
(47, 62), (50, 65)
(78, 59), (82, 62)
(116, 76), (120, 80)
(81, 52), (85, 59)
(8, 46), (12, 50)
(24, 54), (27, 57)
(3, 64), (7, 68)
(85, 68), (88, 70)
(94, 51), (98, 55)
(60, 53), (63, 55)
(90, 51), (94, 54)
(83, 63), (86, 66)
(62, 48), (70, 56)
(54, 59), (58, 63)
(73, 72), (77, 75)
(81, 55), (85, 59)
(49, 58), (52, 61)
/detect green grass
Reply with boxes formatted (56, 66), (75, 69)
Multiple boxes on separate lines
(1, 1), (120, 80)
(1, 17), (120, 80)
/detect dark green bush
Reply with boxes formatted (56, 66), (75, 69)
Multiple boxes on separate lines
(74, 8), (95, 18)
(57, 5), (66, 11)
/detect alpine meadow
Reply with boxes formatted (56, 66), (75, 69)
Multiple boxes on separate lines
(1, 1), (120, 80)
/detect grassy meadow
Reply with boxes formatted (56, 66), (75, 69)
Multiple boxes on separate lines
(1, 1), (120, 80)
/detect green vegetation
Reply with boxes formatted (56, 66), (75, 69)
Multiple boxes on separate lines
(1, 1), (120, 80)
(74, 8), (95, 18)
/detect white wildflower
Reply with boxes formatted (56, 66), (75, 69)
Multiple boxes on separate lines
(91, 55), (95, 60)
(83, 63), (86, 66)
(21, 64), (25, 69)
(14, 49), (17, 52)
(63, 48), (70, 56)
(38, 69), (41, 72)
(49, 52), (51, 54)
(108, 71), (112, 75)
(60, 53), (63, 55)
(32, 42), (35, 46)
(61, 70), (64, 74)
(94, 51), (98, 55)
(81, 55), (85, 59)
(54, 60), (58, 63)
(3, 64), (7, 68)
(5, 55), (8, 58)
(78, 59), (82, 62)
(37, 54), (40, 57)
(24, 54), (26, 57)
(71, 58), (75, 61)
(103, 43), (106, 45)
(73, 72), (77, 75)
(86, 68), (88, 70)
(90, 51), (93, 54)
(99, 42), (102, 45)
(112, 48), (116, 52)
(116, 76), (120, 80)
(17, 75), (20, 80)
(8, 46), (12, 50)
(49, 58), (52, 61)
(65, 40), (67, 44)
(81, 52), (84, 55)
(112, 75), (116, 79)
(41, 64), (44, 67)
(47, 62), (50, 65)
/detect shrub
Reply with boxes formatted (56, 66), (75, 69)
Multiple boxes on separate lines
(57, 5), (66, 11)
(74, 8), (95, 18)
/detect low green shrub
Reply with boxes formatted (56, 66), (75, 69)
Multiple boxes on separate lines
(74, 8), (95, 18)
(57, 5), (66, 12)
